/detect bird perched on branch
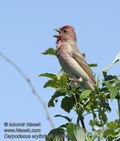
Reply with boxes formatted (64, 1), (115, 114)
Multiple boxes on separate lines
(54, 25), (96, 90)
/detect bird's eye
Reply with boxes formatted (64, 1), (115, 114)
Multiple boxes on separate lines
(63, 29), (67, 33)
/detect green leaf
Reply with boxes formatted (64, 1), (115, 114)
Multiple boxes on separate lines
(107, 120), (120, 129)
(44, 80), (59, 88)
(116, 82), (120, 91)
(103, 119), (120, 141)
(59, 75), (68, 88)
(61, 96), (75, 113)
(54, 114), (72, 122)
(66, 123), (86, 141)
(80, 90), (91, 100)
(42, 48), (56, 56)
(104, 128), (118, 138)
(105, 82), (118, 98)
(46, 128), (64, 141)
(102, 71), (107, 78)
(39, 73), (57, 80)
(89, 63), (97, 68)
(98, 109), (107, 124)
(103, 51), (120, 72)
(48, 91), (66, 107)
(112, 51), (120, 64)
(104, 75), (117, 83)
(89, 119), (99, 127)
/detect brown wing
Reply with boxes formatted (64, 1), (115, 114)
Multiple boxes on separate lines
(72, 50), (96, 84)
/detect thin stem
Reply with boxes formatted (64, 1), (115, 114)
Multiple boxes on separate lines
(0, 51), (55, 128)
(73, 93), (80, 125)
(117, 98), (120, 122)
(83, 110), (99, 117)
(80, 117), (86, 133)
(73, 91), (86, 132)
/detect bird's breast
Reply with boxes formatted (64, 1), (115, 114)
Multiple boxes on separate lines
(56, 42), (72, 56)
(56, 42), (65, 57)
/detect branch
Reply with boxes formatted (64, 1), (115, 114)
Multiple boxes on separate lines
(0, 51), (55, 128)
(80, 118), (86, 133)
(77, 114), (86, 133)
(117, 98), (120, 122)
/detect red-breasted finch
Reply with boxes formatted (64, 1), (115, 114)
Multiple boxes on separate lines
(54, 25), (96, 90)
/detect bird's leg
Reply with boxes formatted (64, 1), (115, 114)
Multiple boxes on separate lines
(78, 77), (83, 82)
(69, 77), (83, 83)
(69, 77), (83, 88)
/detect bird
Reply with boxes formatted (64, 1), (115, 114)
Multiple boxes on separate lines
(54, 25), (96, 90)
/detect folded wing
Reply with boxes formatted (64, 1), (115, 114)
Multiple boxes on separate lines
(71, 49), (96, 84)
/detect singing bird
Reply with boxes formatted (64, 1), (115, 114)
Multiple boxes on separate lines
(54, 25), (96, 90)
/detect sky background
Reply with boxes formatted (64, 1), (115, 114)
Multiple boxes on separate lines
(0, 0), (120, 140)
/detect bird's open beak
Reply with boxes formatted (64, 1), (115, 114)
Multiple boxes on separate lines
(53, 28), (60, 38)
(54, 28), (60, 33)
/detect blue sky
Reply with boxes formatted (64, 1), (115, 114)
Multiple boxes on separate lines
(0, 0), (120, 140)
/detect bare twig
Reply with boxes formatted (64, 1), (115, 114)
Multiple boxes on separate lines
(0, 51), (55, 128)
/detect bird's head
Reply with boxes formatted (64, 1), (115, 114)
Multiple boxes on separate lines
(54, 25), (77, 43)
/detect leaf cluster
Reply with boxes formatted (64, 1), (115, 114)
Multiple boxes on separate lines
(39, 48), (120, 141)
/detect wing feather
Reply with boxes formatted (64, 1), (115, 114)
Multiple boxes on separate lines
(71, 49), (96, 84)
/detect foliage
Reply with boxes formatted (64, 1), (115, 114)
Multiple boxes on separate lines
(39, 48), (120, 141)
